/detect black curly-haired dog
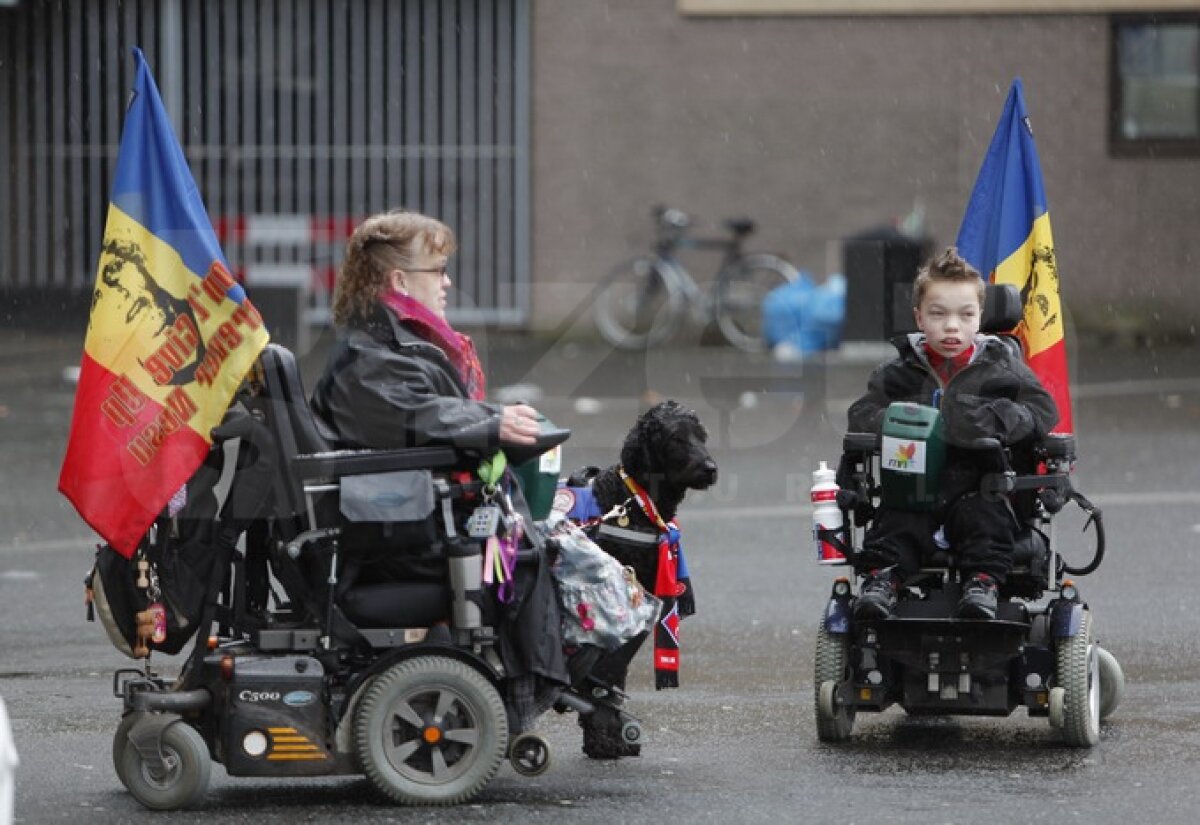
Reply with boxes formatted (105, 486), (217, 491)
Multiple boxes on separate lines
(590, 399), (718, 591)
(575, 399), (718, 758)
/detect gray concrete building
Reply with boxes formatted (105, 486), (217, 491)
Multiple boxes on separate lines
(532, 1), (1200, 340)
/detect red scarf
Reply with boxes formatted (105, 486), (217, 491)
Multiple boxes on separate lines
(620, 468), (686, 690)
(380, 289), (486, 401)
(923, 342), (974, 386)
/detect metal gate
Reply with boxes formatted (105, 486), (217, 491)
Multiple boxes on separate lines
(0, 0), (531, 327)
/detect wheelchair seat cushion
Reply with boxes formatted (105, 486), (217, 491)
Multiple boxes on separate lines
(339, 581), (450, 628)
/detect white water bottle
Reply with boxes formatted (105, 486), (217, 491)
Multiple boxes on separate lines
(812, 461), (846, 565)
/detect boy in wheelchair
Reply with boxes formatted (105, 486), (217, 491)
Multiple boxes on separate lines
(846, 247), (1058, 620)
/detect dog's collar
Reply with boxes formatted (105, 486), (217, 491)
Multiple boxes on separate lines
(619, 466), (670, 533)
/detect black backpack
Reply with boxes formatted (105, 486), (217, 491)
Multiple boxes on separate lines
(85, 448), (225, 657)
(84, 405), (276, 658)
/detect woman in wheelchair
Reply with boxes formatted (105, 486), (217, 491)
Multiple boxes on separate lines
(847, 247), (1058, 621)
(310, 210), (571, 732)
(311, 209), (542, 454)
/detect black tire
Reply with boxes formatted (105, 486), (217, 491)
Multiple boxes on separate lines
(1057, 610), (1101, 747)
(117, 719), (211, 810)
(814, 613), (855, 742)
(715, 253), (797, 352)
(354, 656), (508, 806)
(111, 712), (139, 787)
(508, 732), (551, 777)
(1097, 645), (1125, 721)
(595, 256), (683, 349)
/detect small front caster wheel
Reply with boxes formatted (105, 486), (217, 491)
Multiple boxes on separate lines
(1048, 686), (1066, 730)
(621, 720), (642, 745)
(508, 732), (551, 777)
(117, 720), (211, 810)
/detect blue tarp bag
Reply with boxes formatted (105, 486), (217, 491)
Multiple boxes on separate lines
(762, 273), (845, 355)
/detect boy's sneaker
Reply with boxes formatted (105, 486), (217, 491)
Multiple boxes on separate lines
(853, 569), (900, 620)
(957, 573), (998, 619)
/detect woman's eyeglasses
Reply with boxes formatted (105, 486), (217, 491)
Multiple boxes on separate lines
(405, 264), (450, 277)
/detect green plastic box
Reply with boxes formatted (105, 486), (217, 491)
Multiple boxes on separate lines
(880, 402), (946, 511)
(512, 418), (566, 522)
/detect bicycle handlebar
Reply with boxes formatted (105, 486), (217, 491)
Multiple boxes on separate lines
(652, 205), (757, 246)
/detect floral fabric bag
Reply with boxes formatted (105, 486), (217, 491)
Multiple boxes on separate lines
(548, 521), (661, 651)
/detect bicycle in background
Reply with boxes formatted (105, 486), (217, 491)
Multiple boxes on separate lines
(594, 205), (798, 352)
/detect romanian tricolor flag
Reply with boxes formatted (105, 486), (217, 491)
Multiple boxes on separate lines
(956, 78), (1073, 434)
(59, 49), (269, 557)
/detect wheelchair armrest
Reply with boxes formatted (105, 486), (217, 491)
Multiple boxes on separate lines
(1040, 433), (1075, 461)
(292, 446), (459, 480)
(842, 432), (879, 455)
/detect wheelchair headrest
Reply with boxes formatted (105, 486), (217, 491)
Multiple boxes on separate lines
(981, 283), (1023, 335)
(259, 343), (334, 456)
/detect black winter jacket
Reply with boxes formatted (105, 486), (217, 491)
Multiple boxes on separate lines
(848, 333), (1059, 508)
(310, 305), (569, 699)
(311, 305), (503, 456)
(848, 333), (1059, 448)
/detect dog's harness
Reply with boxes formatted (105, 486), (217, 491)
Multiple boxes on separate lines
(555, 475), (692, 587)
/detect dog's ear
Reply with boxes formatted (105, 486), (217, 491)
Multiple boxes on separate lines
(620, 419), (651, 477)
(621, 405), (662, 477)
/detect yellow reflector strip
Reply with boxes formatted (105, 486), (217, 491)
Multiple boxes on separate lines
(267, 727), (298, 734)
(271, 736), (310, 743)
(272, 744), (320, 752)
(267, 752), (328, 761)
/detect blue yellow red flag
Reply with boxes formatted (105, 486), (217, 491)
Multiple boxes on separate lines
(956, 78), (1073, 434)
(58, 48), (269, 557)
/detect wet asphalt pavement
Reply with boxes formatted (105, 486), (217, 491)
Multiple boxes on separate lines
(3, 327), (1200, 823)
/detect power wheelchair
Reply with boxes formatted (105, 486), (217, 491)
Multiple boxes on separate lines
(109, 344), (639, 810)
(813, 284), (1125, 748)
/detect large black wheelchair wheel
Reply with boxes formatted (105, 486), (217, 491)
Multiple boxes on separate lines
(1055, 610), (1102, 747)
(116, 718), (212, 810)
(814, 613), (855, 742)
(354, 656), (509, 806)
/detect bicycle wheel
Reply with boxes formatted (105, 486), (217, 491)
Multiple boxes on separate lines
(714, 254), (798, 352)
(595, 256), (684, 350)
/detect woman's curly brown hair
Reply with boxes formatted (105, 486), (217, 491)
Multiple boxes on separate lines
(332, 210), (457, 327)
(912, 246), (985, 309)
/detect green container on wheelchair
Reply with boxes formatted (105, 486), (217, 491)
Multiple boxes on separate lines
(512, 419), (566, 522)
(880, 402), (946, 511)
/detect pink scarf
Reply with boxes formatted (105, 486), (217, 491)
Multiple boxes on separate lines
(380, 289), (486, 401)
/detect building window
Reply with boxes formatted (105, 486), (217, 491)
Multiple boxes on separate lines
(1111, 15), (1200, 156)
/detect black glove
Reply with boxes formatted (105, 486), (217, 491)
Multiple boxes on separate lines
(946, 393), (1034, 446)
(944, 392), (1000, 445)
(988, 397), (1035, 443)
